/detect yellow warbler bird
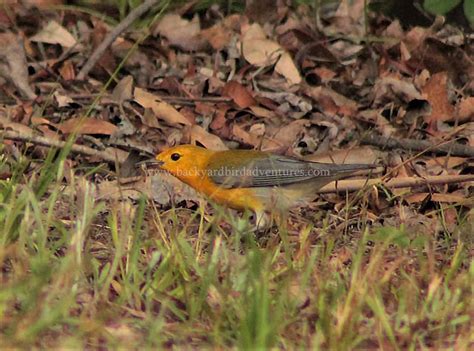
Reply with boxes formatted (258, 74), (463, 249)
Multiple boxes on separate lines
(146, 145), (374, 226)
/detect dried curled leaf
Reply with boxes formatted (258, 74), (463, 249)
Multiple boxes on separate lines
(422, 72), (455, 123)
(154, 14), (208, 51)
(0, 32), (37, 100)
(187, 125), (228, 151)
(30, 20), (77, 48)
(222, 81), (256, 108)
(57, 117), (117, 135)
(242, 23), (301, 85)
(134, 88), (192, 126)
(457, 97), (474, 122)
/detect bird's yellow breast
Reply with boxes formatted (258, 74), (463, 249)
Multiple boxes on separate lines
(182, 174), (265, 212)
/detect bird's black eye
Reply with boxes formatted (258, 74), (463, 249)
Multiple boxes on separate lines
(170, 153), (181, 161)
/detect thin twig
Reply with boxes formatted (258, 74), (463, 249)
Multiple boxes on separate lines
(69, 93), (232, 104)
(1, 129), (124, 164)
(160, 96), (233, 103)
(318, 174), (474, 194)
(77, 0), (161, 80)
(362, 133), (474, 157)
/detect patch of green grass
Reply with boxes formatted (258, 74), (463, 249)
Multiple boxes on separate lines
(0, 150), (473, 348)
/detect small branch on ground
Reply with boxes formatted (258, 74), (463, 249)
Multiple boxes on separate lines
(160, 96), (233, 103)
(318, 174), (474, 194)
(77, 0), (161, 80)
(362, 133), (474, 157)
(1, 129), (124, 164)
(68, 94), (233, 105)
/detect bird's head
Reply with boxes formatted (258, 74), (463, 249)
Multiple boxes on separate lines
(152, 144), (211, 181)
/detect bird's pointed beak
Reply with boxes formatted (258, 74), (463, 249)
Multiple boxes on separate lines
(137, 158), (164, 168)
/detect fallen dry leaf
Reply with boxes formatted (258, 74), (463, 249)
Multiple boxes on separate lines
(134, 88), (192, 126)
(231, 123), (260, 147)
(112, 75), (134, 103)
(53, 91), (74, 107)
(374, 76), (423, 104)
(382, 19), (404, 42)
(31, 116), (53, 126)
(327, 0), (366, 37)
(456, 122), (474, 147)
(457, 97), (474, 122)
(242, 23), (301, 85)
(403, 193), (429, 204)
(187, 125), (228, 151)
(30, 20), (77, 48)
(423, 156), (467, 169)
(422, 72), (455, 123)
(311, 67), (337, 83)
(58, 60), (75, 81)
(305, 86), (359, 117)
(399, 41), (411, 61)
(249, 123), (265, 138)
(272, 119), (309, 150)
(0, 114), (35, 135)
(201, 14), (241, 50)
(328, 40), (364, 64)
(357, 109), (397, 137)
(0, 32), (37, 100)
(231, 123), (281, 151)
(140, 108), (160, 129)
(222, 81), (256, 109)
(209, 105), (232, 139)
(403, 26), (429, 52)
(31, 114), (118, 138)
(248, 105), (275, 119)
(274, 52), (303, 86)
(201, 24), (231, 51)
(154, 13), (208, 52)
(57, 117), (117, 135)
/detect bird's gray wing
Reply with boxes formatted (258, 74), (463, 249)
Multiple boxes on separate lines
(209, 154), (374, 189)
